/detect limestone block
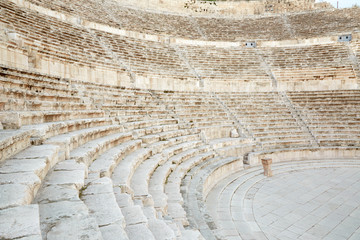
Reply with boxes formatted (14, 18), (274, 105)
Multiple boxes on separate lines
(35, 185), (79, 204)
(114, 188), (134, 208)
(82, 177), (114, 195)
(121, 205), (148, 226)
(0, 158), (50, 180)
(83, 192), (125, 226)
(125, 224), (155, 240)
(100, 224), (129, 240)
(0, 172), (41, 191)
(11, 144), (60, 169)
(82, 178), (126, 228)
(0, 129), (32, 162)
(181, 229), (205, 240)
(230, 129), (240, 138)
(0, 204), (42, 239)
(0, 112), (21, 129)
(45, 214), (102, 240)
(0, 184), (33, 209)
(46, 160), (86, 190)
(39, 200), (101, 239)
(148, 218), (176, 240)
(167, 202), (189, 226)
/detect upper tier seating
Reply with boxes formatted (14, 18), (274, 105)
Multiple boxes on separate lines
(1, 1), (358, 92)
(93, 30), (197, 82)
(178, 45), (272, 90)
(23, 0), (360, 41)
(287, 8), (360, 39)
(259, 43), (357, 90)
(0, 0), (117, 70)
(26, 0), (204, 39)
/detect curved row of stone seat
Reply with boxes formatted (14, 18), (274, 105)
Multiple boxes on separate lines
(85, 124), (215, 239)
(288, 90), (360, 148)
(259, 43), (357, 90)
(23, 0), (360, 41)
(151, 90), (236, 130)
(94, 30), (197, 82)
(177, 45), (271, 84)
(182, 155), (245, 240)
(0, 64), (174, 163)
(216, 91), (315, 151)
(31, 115), (195, 238)
(0, 1), (117, 71)
(2, 1), (359, 93)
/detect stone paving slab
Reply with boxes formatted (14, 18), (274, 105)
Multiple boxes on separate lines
(252, 166), (360, 240)
(205, 160), (360, 240)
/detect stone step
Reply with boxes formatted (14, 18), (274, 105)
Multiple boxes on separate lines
(81, 177), (129, 240)
(149, 146), (211, 215)
(35, 157), (103, 239)
(131, 154), (165, 202)
(0, 129), (33, 162)
(183, 156), (243, 240)
(0, 110), (106, 128)
(69, 131), (133, 167)
(165, 152), (216, 226)
(112, 148), (153, 194)
(39, 200), (102, 240)
(22, 117), (114, 144)
(45, 124), (123, 159)
(89, 140), (142, 179)
(0, 204), (42, 239)
(0, 144), (59, 210)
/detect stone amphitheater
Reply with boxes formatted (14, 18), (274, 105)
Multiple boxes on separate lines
(1, 0), (360, 239)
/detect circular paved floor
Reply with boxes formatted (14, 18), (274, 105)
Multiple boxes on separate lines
(251, 168), (360, 240)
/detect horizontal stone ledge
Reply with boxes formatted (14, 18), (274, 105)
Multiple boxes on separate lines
(247, 146), (360, 166)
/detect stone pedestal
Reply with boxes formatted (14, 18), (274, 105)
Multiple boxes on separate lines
(261, 158), (273, 177)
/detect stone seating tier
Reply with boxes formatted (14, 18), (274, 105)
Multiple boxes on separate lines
(23, 0), (360, 41)
(288, 90), (360, 147)
(0, 1), (117, 70)
(2, 1), (360, 92)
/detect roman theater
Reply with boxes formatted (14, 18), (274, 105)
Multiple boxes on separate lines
(1, 0), (360, 239)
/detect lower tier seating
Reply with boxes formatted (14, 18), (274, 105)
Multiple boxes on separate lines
(1, 67), (360, 239)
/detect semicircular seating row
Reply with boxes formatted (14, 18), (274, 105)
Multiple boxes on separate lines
(1, 63), (360, 239)
(1, 0), (359, 90)
(22, 0), (360, 41)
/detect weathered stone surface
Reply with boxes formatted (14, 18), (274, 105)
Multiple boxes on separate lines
(125, 224), (155, 240)
(82, 179), (126, 228)
(230, 129), (240, 138)
(0, 204), (42, 239)
(45, 214), (102, 240)
(148, 218), (176, 240)
(0, 158), (50, 180)
(121, 206), (148, 226)
(0, 129), (32, 162)
(45, 160), (86, 189)
(35, 185), (79, 204)
(181, 229), (206, 240)
(39, 200), (101, 239)
(0, 171), (41, 188)
(114, 189), (134, 208)
(0, 184), (33, 209)
(82, 177), (113, 195)
(100, 224), (129, 240)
